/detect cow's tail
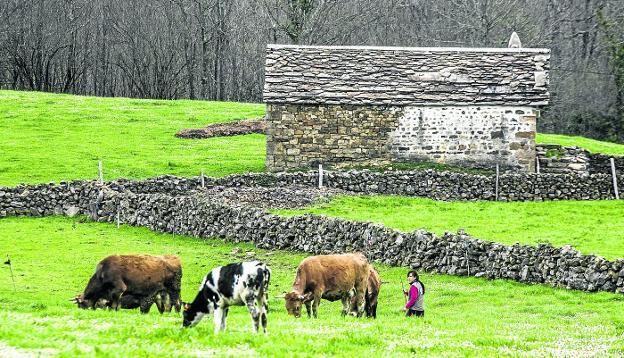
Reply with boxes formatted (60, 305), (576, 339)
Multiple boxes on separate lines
(263, 265), (271, 310)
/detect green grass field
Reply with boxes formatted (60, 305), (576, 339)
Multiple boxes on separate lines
(0, 90), (265, 187)
(0, 217), (622, 356)
(537, 133), (624, 156)
(276, 196), (624, 260)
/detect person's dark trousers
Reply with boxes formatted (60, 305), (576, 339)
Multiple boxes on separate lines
(406, 309), (424, 317)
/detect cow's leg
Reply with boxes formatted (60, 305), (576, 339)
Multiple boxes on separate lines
(109, 280), (127, 311)
(311, 294), (321, 319)
(341, 296), (350, 316)
(213, 307), (223, 335)
(220, 307), (229, 332)
(257, 294), (268, 334)
(245, 294), (260, 333)
(304, 301), (312, 318)
(154, 291), (172, 313)
(154, 292), (165, 314)
(170, 273), (183, 313)
(139, 296), (153, 314)
(168, 287), (181, 313)
(354, 284), (366, 318)
(164, 292), (172, 313)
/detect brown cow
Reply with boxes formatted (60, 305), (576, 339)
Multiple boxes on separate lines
(281, 253), (370, 318)
(351, 265), (381, 318)
(72, 254), (182, 314)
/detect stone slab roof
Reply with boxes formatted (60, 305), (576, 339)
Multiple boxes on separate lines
(263, 44), (550, 106)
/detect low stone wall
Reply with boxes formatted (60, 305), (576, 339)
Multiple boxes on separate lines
(73, 169), (619, 202)
(1, 182), (623, 294)
(537, 145), (591, 174)
(589, 153), (624, 177)
(537, 144), (623, 181)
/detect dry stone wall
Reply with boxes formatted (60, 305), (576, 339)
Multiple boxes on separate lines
(536, 144), (623, 185)
(25, 169), (616, 202)
(1, 181), (623, 295)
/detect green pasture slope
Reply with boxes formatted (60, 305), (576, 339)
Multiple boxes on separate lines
(0, 217), (622, 356)
(537, 133), (624, 156)
(0, 90), (265, 187)
(277, 197), (624, 260)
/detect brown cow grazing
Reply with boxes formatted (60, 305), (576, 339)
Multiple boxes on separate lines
(281, 253), (370, 318)
(72, 254), (182, 314)
(351, 265), (381, 318)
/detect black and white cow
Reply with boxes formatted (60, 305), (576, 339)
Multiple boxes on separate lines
(182, 261), (271, 334)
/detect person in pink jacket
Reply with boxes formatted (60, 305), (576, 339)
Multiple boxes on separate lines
(403, 270), (425, 317)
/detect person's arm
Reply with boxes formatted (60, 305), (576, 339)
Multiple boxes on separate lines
(404, 285), (419, 309)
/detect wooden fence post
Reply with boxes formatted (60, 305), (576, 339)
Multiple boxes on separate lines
(201, 169), (205, 188)
(495, 164), (500, 201)
(98, 160), (103, 185)
(611, 158), (619, 200)
(318, 164), (323, 189)
(536, 157), (540, 174)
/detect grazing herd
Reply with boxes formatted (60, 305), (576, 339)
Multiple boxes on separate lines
(72, 252), (383, 333)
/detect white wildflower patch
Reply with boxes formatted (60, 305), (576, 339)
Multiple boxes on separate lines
(185, 344), (258, 357)
(0, 341), (59, 358)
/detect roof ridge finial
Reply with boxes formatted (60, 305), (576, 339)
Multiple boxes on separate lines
(508, 32), (522, 48)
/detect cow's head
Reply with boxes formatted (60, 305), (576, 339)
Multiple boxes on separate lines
(70, 294), (95, 309)
(280, 291), (311, 318)
(182, 290), (217, 328)
(182, 300), (210, 328)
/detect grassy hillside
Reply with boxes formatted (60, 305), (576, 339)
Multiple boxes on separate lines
(277, 196), (624, 260)
(537, 133), (624, 156)
(0, 90), (265, 187)
(0, 216), (622, 356)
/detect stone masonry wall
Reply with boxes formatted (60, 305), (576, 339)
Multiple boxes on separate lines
(267, 104), (537, 172)
(1, 182), (623, 294)
(266, 104), (403, 171)
(390, 106), (536, 171)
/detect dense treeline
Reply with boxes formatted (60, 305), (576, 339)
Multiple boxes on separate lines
(0, 0), (623, 141)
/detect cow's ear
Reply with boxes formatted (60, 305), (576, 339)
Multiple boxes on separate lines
(301, 292), (313, 301)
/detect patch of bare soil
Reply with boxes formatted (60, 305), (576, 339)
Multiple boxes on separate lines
(176, 118), (266, 139)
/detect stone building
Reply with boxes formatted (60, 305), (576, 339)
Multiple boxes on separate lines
(263, 41), (550, 172)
